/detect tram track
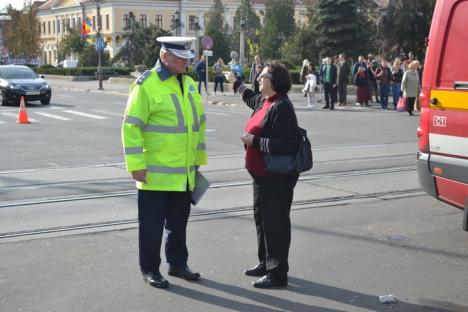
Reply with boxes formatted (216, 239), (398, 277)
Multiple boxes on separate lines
(0, 165), (416, 209)
(0, 188), (424, 240)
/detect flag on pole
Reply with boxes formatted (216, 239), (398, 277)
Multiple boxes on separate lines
(81, 17), (92, 37)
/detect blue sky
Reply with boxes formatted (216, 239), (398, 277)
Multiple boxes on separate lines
(1, 0), (25, 11)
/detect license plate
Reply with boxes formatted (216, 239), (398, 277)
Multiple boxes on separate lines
(26, 91), (40, 95)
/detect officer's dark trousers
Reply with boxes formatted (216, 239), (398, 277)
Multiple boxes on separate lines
(138, 189), (191, 274)
(252, 174), (298, 280)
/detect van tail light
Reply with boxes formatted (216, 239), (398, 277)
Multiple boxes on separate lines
(417, 88), (431, 153)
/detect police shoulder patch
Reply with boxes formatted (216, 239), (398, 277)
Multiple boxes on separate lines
(137, 70), (152, 85)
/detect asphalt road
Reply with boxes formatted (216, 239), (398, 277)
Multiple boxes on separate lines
(0, 80), (467, 312)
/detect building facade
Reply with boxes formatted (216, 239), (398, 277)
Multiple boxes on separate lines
(36, 0), (309, 65)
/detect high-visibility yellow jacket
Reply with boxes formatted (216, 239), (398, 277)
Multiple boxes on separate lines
(121, 66), (207, 191)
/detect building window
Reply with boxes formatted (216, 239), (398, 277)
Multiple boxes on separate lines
(42, 22), (45, 34)
(93, 16), (96, 29)
(53, 21), (55, 34)
(139, 14), (147, 28)
(77, 17), (81, 28)
(189, 15), (196, 31)
(155, 14), (162, 28)
(106, 14), (109, 30)
(48, 21), (51, 34)
(57, 19), (60, 33)
(72, 18), (75, 29)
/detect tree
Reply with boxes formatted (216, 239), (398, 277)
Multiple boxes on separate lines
(3, 2), (41, 58)
(381, 0), (436, 59)
(204, 0), (231, 63)
(235, 0), (261, 62)
(57, 27), (85, 62)
(259, 0), (296, 60)
(112, 12), (170, 67)
(78, 43), (110, 67)
(314, 0), (376, 59)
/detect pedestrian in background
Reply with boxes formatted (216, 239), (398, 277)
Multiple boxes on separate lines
(195, 55), (208, 95)
(336, 53), (350, 106)
(401, 60), (420, 116)
(354, 65), (370, 106)
(121, 36), (208, 289)
(226, 61), (300, 289)
(252, 64), (264, 93)
(320, 57), (337, 110)
(300, 59), (310, 84)
(391, 58), (404, 109)
(375, 59), (392, 110)
(249, 54), (263, 83)
(367, 54), (380, 104)
(213, 57), (225, 96)
(302, 63), (317, 110)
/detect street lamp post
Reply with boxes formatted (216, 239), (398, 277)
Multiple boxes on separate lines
(194, 16), (201, 62)
(94, 0), (103, 90)
(172, 11), (181, 36)
(239, 17), (245, 66)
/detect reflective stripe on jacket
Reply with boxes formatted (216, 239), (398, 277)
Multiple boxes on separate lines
(121, 68), (207, 191)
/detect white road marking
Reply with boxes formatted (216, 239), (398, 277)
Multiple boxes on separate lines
(206, 129), (216, 132)
(1, 112), (38, 122)
(92, 109), (124, 117)
(62, 110), (108, 119)
(34, 112), (71, 121)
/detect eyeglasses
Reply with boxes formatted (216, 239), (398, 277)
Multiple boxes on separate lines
(259, 73), (272, 79)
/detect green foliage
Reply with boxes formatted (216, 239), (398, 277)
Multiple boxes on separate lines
(204, 0), (231, 62)
(4, 2), (41, 57)
(235, 0), (262, 61)
(78, 43), (110, 67)
(112, 13), (171, 67)
(260, 0), (296, 60)
(314, 0), (375, 59)
(36, 66), (130, 76)
(58, 27), (85, 62)
(381, 0), (436, 59)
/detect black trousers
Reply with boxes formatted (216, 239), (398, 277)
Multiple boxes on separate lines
(252, 174), (298, 279)
(214, 76), (224, 92)
(138, 189), (191, 274)
(323, 82), (336, 107)
(338, 82), (347, 104)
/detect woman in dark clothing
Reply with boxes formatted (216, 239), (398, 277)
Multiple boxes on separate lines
(226, 61), (299, 289)
(354, 65), (370, 106)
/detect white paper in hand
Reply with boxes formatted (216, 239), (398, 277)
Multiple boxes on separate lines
(191, 171), (210, 205)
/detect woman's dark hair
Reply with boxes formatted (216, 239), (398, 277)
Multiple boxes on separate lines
(266, 61), (291, 95)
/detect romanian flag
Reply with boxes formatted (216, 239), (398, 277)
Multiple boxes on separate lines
(81, 17), (92, 37)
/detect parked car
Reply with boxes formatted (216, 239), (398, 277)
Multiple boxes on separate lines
(0, 65), (52, 105)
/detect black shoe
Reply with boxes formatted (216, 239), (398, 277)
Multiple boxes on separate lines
(322, 105), (329, 109)
(252, 274), (287, 288)
(244, 264), (266, 277)
(168, 265), (201, 281)
(142, 271), (169, 289)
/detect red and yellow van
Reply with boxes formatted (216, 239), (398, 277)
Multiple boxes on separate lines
(417, 0), (468, 230)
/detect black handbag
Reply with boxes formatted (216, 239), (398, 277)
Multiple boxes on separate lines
(264, 126), (313, 175)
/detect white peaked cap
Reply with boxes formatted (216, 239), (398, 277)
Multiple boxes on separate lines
(157, 36), (196, 59)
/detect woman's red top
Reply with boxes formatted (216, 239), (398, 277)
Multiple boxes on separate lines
(243, 94), (279, 176)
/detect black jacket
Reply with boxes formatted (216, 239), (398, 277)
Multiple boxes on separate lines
(320, 64), (337, 84)
(234, 82), (299, 155)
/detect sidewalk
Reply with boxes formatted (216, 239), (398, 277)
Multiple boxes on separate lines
(46, 75), (388, 111)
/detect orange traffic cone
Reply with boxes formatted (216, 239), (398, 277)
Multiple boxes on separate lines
(17, 96), (30, 124)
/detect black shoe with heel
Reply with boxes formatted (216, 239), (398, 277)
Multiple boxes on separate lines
(252, 274), (288, 288)
(244, 264), (266, 277)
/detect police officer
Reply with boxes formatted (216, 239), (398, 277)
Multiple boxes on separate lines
(121, 36), (207, 289)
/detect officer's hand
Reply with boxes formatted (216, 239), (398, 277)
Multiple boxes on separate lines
(225, 72), (236, 83)
(132, 169), (147, 183)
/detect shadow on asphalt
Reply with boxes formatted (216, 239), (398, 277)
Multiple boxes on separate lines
(167, 277), (457, 312)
